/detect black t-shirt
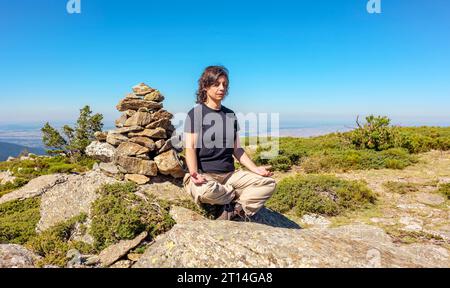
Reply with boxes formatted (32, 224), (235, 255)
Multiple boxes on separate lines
(184, 103), (240, 173)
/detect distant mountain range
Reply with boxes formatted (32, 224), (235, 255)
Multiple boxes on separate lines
(0, 141), (46, 161)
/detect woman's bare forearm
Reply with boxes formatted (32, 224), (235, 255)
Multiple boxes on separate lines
(185, 148), (198, 174)
(233, 148), (258, 173)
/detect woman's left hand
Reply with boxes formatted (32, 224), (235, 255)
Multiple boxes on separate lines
(253, 165), (274, 177)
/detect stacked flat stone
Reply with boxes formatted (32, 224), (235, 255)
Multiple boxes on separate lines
(86, 83), (184, 185)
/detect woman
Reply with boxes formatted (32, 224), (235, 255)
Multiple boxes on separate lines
(183, 65), (276, 221)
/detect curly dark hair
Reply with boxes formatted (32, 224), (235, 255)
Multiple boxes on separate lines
(196, 66), (229, 104)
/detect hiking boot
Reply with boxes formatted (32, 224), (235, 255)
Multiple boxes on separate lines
(231, 205), (265, 223)
(230, 202), (246, 221)
(215, 203), (236, 220)
(215, 202), (247, 221)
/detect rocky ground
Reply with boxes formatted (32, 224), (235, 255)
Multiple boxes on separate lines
(333, 150), (450, 244)
(1, 151), (449, 268)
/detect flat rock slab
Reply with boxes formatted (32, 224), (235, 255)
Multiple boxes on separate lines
(415, 193), (446, 206)
(99, 231), (147, 267)
(0, 174), (68, 205)
(133, 222), (449, 268)
(0, 244), (41, 268)
(37, 171), (118, 232)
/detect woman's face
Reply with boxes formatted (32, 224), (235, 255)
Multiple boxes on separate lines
(205, 75), (228, 103)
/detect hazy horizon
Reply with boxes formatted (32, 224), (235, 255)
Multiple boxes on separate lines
(1, 116), (448, 149)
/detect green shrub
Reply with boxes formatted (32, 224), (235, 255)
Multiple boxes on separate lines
(266, 174), (376, 217)
(48, 163), (78, 174)
(90, 182), (175, 251)
(254, 134), (350, 171)
(300, 148), (416, 173)
(437, 183), (450, 199)
(0, 155), (98, 184)
(267, 155), (292, 172)
(349, 115), (398, 151)
(74, 155), (98, 170)
(252, 128), (422, 173)
(393, 127), (450, 153)
(0, 178), (29, 197)
(251, 124), (449, 173)
(25, 213), (94, 267)
(0, 197), (41, 244)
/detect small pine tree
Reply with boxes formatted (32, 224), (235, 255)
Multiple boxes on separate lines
(41, 105), (103, 158)
(350, 115), (398, 151)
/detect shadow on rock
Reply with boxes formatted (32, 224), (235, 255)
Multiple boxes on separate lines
(149, 174), (183, 187)
(243, 207), (301, 229)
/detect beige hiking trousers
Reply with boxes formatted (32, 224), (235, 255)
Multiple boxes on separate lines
(183, 169), (276, 216)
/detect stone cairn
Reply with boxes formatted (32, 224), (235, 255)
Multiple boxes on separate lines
(86, 83), (185, 185)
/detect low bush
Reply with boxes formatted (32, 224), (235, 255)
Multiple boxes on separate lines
(437, 183), (450, 199)
(0, 178), (29, 197)
(0, 197), (41, 244)
(25, 213), (94, 267)
(300, 148), (416, 173)
(90, 182), (175, 251)
(266, 174), (376, 217)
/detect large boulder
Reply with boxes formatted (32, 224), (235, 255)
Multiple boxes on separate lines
(0, 244), (41, 268)
(153, 150), (185, 178)
(133, 222), (450, 268)
(36, 171), (118, 232)
(0, 174), (68, 205)
(113, 156), (158, 176)
(85, 141), (116, 162)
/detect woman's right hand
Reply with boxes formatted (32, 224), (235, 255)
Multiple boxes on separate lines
(190, 171), (208, 185)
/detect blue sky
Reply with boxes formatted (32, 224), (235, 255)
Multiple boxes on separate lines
(0, 0), (449, 126)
